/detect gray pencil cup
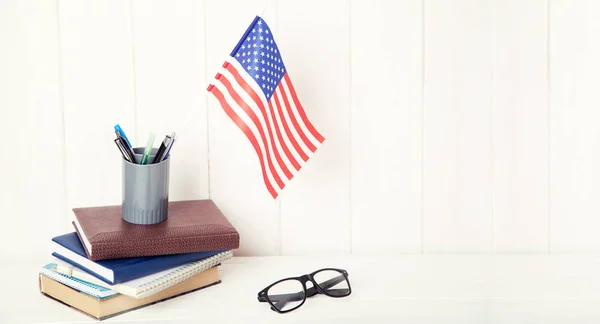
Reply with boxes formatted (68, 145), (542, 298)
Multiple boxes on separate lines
(122, 147), (170, 225)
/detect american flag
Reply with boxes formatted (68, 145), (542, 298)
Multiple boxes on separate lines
(207, 16), (325, 198)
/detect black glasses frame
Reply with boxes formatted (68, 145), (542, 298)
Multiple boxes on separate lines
(257, 268), (351, 313)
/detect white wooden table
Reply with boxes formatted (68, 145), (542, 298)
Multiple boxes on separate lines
(4, 255), (600, 323)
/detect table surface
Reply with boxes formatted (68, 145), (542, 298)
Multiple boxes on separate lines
(4, 255), (600, 323)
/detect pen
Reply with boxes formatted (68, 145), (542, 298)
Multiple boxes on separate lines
(114, 137), (134, 163)
(113, 130), (136, 161)
(161, 132), (176, 161)
(152, 132), (175, 164)
(120, 135), (137, 162)
(114, 124), (132, 148)
(140, 132), (155, 165)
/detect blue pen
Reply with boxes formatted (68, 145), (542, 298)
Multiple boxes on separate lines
(161, 133), (176, 161)
(114, 124), (132, 148)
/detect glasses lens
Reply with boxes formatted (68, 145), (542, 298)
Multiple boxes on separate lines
(267, 279), (305, 312)
(313, 269), (350, 297)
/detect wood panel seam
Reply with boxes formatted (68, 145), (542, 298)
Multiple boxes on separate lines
(546, 0), (551, 255)
(348, 0), (353, 255)
(203, 0), (212, 199)
(420, 0), (426, 255)
(56, 0), (70, 230)
(129, 0), (139, 144)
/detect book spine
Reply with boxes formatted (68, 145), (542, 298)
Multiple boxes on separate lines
(89, 233), (239, 261)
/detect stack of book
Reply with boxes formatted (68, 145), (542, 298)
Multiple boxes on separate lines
(38, 199), (239, 320)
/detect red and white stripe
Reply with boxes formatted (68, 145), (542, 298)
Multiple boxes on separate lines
(208, 58), (324, 198)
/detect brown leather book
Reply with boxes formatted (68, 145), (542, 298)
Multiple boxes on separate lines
(72, 199), (239, 261)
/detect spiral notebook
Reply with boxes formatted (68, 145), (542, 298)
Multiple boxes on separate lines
(53, 250), (233, 299)
(39, 263), (118, 299)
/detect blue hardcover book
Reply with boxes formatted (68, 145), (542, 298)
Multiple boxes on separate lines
(52, 232), (225, 285)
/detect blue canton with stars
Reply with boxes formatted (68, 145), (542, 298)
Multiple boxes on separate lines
(231, 16), (286, 100)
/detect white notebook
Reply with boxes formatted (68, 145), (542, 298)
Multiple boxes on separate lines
(53, 250), (232, 299)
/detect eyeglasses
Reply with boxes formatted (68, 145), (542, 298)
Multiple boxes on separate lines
(257, 268), (351, 313)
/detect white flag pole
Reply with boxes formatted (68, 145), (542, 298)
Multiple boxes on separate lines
(259, 4), (266, 17)
(178, 92), (204, 140)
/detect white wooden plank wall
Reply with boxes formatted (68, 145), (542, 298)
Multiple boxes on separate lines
(423, 0), (494, 252)
(3, 0), (600, 257)
(350, 0), (423, 254)
(0, 0), (65, 258)
(491, 0), (548, 252)
(550, 0), (600, 253)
